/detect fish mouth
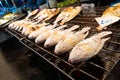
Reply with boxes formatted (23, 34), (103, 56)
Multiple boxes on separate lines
(54, 50), (60, 55)
(54, 49), (65, 55)
(44, 44), (50, 48)
(68, 59), (81, 64)
(68, 56), (88, 63)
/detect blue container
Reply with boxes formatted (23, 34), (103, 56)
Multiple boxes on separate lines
(110, 0), (120, 6)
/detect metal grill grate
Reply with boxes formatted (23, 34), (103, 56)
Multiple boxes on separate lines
(5, 6), (120, 80)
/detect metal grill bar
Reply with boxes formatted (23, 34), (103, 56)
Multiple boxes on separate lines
(5, 28), (25, 40)
(103, 47), (120, 53)
(89, 62), (109, 72)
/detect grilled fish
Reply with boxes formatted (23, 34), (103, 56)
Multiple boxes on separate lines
(8, 8), (60, 32)
(9, 20), (23, 29)
(25, 9), (39, 19)
(68, 31), (112, 63)
(44, 25), (79, 47)
(55, 27), (90, 55)
(28, 23), (58, 39)
(8, 9), (39, 29)
(33, 8), (60, 22)
(54, 6), (81, 25)
(21, 22), (49, 36)
(54, 7), (73, 24)
(60, 6), (81, 25)
(35, 25), (68, 43)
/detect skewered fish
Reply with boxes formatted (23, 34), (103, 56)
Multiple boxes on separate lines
(44, 25), (79, 47)
(55, 27), (91, 55)
(68, 31), (112, 63)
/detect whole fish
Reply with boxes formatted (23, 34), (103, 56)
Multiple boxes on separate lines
(68, 31), (112, 63)
(21, 22), (49, 36)
(44, 25), (79, 47)
(8, 20), (25, 29)
(8, 8), (60, 32)
(55, 27), (90, 55)
(54, 6), (81, 25)
(25, 9), (39, 19)
(60, 6), (81, 25)
(8, 9), (39, 29)
(54, 7), (74, 24)
(35, 25), (68, 43)
(28, 23), (57, 39)
(33, 8), (60, 22)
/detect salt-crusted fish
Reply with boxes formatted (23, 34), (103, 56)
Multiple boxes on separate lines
(35, 25), (68, 43)
(28, 23), (57, 39)
(21, 22), (49, 36)
(33, 8), (60, 22)
(44, 25), (79, 47)
(60, 6), (81, 25)
(68, 31), (112, 63)
(54, 6), (81, 25)
(55, 27), (90, 55)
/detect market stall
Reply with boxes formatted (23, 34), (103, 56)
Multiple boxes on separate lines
(0, 0), (120, 80)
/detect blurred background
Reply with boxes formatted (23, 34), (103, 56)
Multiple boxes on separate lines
(0, 0), (117, 16)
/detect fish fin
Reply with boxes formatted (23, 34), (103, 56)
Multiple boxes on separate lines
(101, 37), (110, 43)
(65, 25), (79, 32)
(84, 31), (89, 38)
(95, 31), (112, 39)
(78, 27), (91, 34)
(95, 37), (110, 54)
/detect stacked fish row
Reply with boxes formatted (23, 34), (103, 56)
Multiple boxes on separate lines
(8, 6), (112, 63)
(8, 8), (61, 36)
(34, 25), (112, 63)
(8, 6), (81, 36)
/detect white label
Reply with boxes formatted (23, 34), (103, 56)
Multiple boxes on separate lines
(95, 15), (120, 28)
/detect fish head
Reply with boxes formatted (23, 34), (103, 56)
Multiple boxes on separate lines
(68, 47), (86, 63)
(44, 36), (57, 48)
(54, 40), (67, 55)
(35, 34), (47, 44)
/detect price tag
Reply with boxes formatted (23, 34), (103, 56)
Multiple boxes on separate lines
(95, 15), (120, 28)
